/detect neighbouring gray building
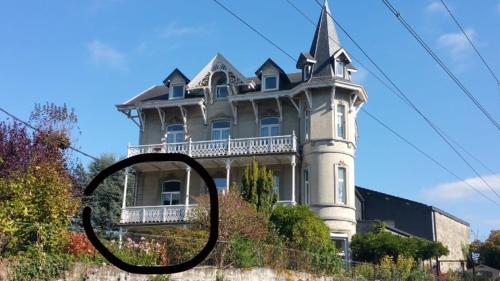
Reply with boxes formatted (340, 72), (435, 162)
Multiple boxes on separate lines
(356, 186), (470, 272)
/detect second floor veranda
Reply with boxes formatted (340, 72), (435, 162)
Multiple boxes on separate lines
(128, 132), (298, 159)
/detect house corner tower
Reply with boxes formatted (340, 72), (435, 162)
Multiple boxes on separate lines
(297, 0), (368, 245)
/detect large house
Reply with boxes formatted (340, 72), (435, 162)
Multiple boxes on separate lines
(115, 1), (469, 272)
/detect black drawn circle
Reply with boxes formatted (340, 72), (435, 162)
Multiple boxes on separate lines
(82, 153), (219, 274)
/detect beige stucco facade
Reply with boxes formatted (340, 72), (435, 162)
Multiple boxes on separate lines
(433, 211), (470, 272)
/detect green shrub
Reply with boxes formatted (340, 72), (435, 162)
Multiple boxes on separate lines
(407, 270), (435, 281)
(228, 238), (259, 268)
(11, 249), (74, 281)
(351, 230), (449, 263)
(353, 263), (375, 281)
(270, 205), (331, 252)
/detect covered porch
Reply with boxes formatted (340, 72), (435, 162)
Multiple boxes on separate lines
(120, 154), (299, 225)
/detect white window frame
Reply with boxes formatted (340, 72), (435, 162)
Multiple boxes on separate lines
(262, 74), (279, 91)
(337, 166), (347, 205)
(211, 120), (231, 140)
(303, 65), (312, 81)
(304, 109), (310, 141)
(166, 124), (184, 143)
(335, 59), (345, 78)
(215, 84), (229, 100)
(336, 104), (346, 139)
(161, 180), (181, 205)
(330, 233), (349, 258)
(169, 83), (185, 100)
(273, 175), (280, 201)
(260, 117), (280, 137)
(304, 168), (309, 204)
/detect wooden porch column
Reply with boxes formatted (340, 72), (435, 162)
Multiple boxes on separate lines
(225, 159), (232, 194)
(121, 167), (130, 224)
(184, 166), (191, 208)
(291, 155), (296, 204)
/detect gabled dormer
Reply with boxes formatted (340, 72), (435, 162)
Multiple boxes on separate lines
(255, 58), (289, 92)
(187, 53), (253, 103)
(332, 48), (356, 80)
(163, 68), (190, 100)
(296, 52), (317, 81)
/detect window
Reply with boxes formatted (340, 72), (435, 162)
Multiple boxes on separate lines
(216, 85), (229, 99)
(263, 74), (279, 91)
(161, 181), (181, 205)
(335, 60), (345, 78)
(332, 236), (348, 258)
(214, 177), (226, 192)
(273, 175), (280, 201)
(304, 109), (310, 141)
(211, 120), (231, 140)
(303, 65), (312, 81)
(166, 124), (184, 143)
(336, 104), (346, 139)
(304, 169), (309, 204)
(337, 167), (346, 204)
(169, 84), (185, 99)
(260, 117), (280, 137)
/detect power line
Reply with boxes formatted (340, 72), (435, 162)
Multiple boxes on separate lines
(212, 0), (296, 62)
(287, 0), (500, 189)
(361, 108), (500, 208)
(309, 0), (500, 200)
(211, 0), (500, 206)
(381, 0), (500, 130)
(439, 0), (500, 87)
(436, 127), (500, 181)
(0, 107), (99, 161)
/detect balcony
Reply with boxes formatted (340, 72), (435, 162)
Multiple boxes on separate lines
(127, 134), (297, 158)
(120, 201), (294, 225)
(120, 205), (195, 224)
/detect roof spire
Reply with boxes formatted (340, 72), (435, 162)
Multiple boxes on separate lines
(309, 0), (341, 77)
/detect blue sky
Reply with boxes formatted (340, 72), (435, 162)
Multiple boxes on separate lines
(0, 0), (499, 240)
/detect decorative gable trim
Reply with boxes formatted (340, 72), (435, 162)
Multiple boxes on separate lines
(188, 53), (252, 89)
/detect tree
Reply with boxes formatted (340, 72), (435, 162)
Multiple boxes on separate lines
(351, 230), (449, 263)
(474, 230), (500, 269)
(84, 154), (134, 230)
(269, 205), (332, 252)
(0, 103), (81, 255)
(241, 158), (276, 214)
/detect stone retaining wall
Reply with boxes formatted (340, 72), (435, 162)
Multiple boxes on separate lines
(0, 262), (340, 281)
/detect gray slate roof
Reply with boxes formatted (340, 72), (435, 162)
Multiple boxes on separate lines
(356, 186), (470, 227)
(309, 1), (341, 78)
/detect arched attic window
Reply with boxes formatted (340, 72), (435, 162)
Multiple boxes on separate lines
(211, 71), (229, 100)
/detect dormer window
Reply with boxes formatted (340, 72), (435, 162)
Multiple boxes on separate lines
(263, 74), (279, 91)
(335, 59), (345, 78)
(169, 83), (185, 99)
(216, 85), (229, 99)
(303, 65), (312, 81)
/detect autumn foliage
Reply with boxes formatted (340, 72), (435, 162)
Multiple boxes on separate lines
(0, 103), (81, 255)
(66, 232), (95, 258)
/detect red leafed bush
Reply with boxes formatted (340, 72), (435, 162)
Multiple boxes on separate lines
(66, 232), (95, 258)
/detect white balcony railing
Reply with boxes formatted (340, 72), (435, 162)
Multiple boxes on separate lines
(127, 134), (297, 158)
(120, 205), (195, 224)
(120, 201), (295, 224)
